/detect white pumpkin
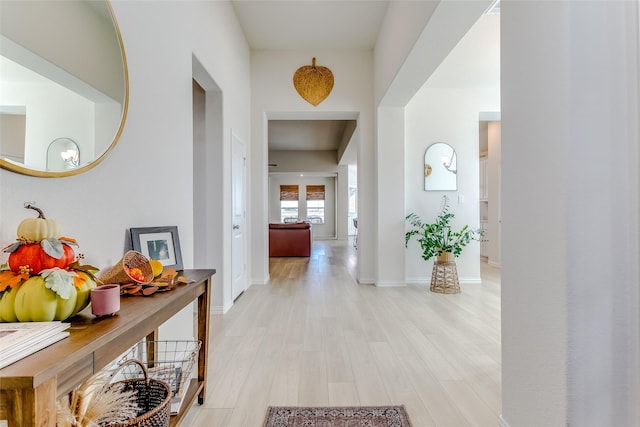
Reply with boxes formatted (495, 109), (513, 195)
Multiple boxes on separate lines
(16, 205), (62, 242)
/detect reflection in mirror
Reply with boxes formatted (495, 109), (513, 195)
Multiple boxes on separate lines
(0, 0), (128, 177)
(424, 142), (457, 191)
(47, 138), (79, 170)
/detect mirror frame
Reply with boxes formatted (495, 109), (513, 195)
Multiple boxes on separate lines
(0, 0), (129, 178)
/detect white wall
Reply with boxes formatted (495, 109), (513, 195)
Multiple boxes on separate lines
(0, 0), (251, 327)
(405, 88), (499, 283)
(376, 0), (492, 107)
(336, 164), (350, 240)
(376, 106), (406, 286)
(401, 13), (500, 285)
(250, 50), (374, 285)
(501, 1), (640, 426)
(374, 4), (495, 288)
(373, 0), (438, 103)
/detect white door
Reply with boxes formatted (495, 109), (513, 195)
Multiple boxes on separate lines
(231, 131), (247, 301)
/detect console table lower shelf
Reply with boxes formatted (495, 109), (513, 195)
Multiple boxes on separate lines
(0, 269), (215, 427)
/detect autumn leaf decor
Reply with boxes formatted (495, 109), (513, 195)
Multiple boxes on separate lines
(293, 57), (334, 106)
(0, 270), (29, 292)
(0, 204), (99, 322)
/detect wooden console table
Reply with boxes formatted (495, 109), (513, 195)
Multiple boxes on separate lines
(0, 269), (215, 427)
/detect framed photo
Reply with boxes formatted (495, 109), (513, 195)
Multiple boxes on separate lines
(130, 226), (183, 271)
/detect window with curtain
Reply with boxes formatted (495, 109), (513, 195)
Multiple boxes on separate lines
(280, 184), (299, 222)
(306, 184), (325, 224)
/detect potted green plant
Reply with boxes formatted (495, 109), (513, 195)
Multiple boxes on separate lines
(405, 196), (483, 293)
(405, 196), (483, 260)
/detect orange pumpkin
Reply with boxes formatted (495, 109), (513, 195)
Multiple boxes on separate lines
(8, 243), (75, 275)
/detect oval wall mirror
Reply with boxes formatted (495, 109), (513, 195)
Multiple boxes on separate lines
(424, 142), (457, 191)
(0, 0), (128, 177)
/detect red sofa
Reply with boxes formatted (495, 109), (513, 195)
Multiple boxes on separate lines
(269, 222), (312, 257)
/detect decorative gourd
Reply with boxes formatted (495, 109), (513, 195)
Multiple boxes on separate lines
(0, 288), (19, 322)
(12, 274), (96, 322)
(8, 243), (75, 275)
(16, 204), (62, 243)
(1, 203), (99, 322)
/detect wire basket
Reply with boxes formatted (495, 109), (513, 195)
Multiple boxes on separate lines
(117, 340), (201, 403)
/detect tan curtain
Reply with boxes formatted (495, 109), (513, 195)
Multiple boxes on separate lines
(306, 185), (325, 201)
(280, 185), (299, 201)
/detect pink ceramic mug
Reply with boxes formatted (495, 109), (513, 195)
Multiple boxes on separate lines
(91, 284), (121, 316)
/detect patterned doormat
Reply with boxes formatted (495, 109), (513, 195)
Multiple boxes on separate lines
(263, 405), (413, 427)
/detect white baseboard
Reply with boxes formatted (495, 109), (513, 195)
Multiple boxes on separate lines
(374, 281), (408, 287)
(499, 415), (511, 427)
(224, 301), (233, 313)
(405, 279), (430, 286)
(251, 275), (269, 286)
(356, 277), (375, 285)
(488, 260), (501, 268)
(210, 301), (233, 314)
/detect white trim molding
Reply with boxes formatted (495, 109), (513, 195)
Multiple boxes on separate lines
(375, 280), (408, 287)
(211, 301), (233, 315)
(356, 277), (375, 285)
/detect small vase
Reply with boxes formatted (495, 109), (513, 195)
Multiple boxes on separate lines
(91, 284), (121, 316)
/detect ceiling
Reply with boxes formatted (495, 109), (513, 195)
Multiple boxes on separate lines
(268, 120), (355, 151)
(231, 0), (390, 161)
(230, 1), (500, 162)
(231, 0), (390, 51)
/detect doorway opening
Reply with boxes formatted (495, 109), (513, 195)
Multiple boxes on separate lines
(478, 115), (501, 268)
(192, 55), (225, 312)
(266, 115), (359, 276)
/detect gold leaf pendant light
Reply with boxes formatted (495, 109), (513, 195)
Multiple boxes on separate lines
(293, 57), (334, 106)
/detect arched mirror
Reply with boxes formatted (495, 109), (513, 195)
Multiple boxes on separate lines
(424, 142), (457, 191)
(0, 0), (128, 177)
(47, 137), (80, 170)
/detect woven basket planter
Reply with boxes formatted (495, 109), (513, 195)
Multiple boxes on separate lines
(430, 252), (460, 293)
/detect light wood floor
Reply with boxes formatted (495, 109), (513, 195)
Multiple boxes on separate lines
(185, 239), (501, 426)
